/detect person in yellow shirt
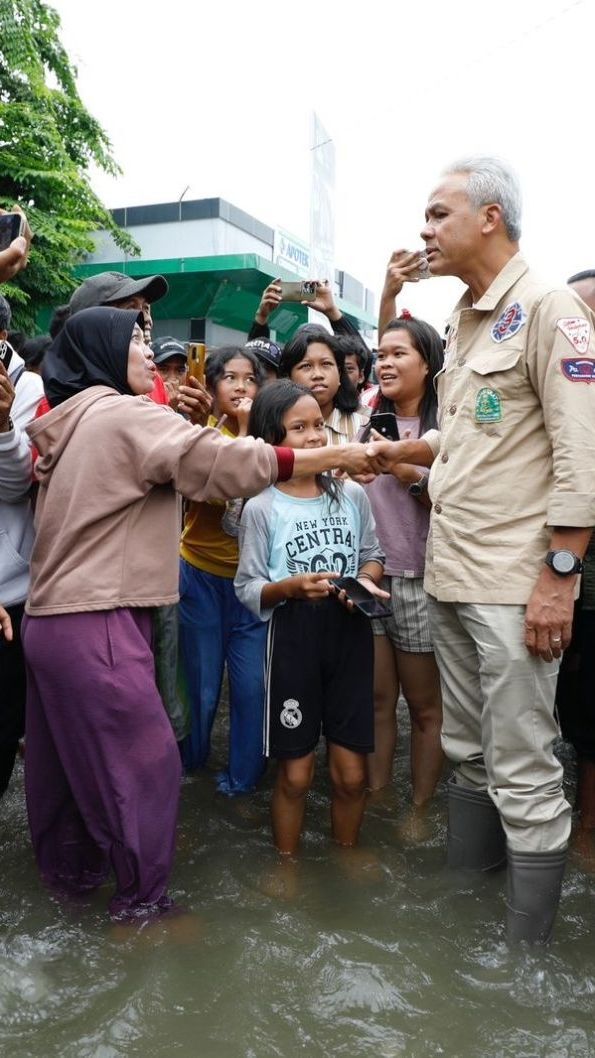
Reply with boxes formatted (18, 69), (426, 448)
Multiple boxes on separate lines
(368, 155), (595, 944)
(179, 345), (267, 794)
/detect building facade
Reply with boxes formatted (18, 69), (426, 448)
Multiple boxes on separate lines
(78, 197), (376, 346)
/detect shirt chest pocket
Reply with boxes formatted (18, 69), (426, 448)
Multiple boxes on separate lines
(467, 346), (531, 428)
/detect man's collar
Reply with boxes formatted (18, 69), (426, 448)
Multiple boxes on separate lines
(455, 252), (529, 312)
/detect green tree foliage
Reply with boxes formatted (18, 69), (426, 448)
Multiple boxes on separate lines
(0, 0), (137, 331)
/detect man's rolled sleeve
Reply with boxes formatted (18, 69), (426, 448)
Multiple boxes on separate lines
(528, 292), (595, 528)
(420, 428), (441, 460)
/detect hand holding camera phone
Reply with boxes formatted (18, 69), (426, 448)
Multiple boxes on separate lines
(0, 212), (26, 252)
(186, 343), (207, 386)
(409, 250), (430, 281)
(279, 280), (317, 303)
(0, 343), (13, 371)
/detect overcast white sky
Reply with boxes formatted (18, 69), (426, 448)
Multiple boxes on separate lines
(52, 0), (594, 331)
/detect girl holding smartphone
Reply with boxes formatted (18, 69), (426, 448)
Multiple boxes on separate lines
(365, 316), (445, 830)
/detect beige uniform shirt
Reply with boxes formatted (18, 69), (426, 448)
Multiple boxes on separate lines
(423, 253), (595, 604)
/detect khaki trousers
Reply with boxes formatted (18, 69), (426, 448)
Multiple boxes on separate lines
(426, 597), (571, 852)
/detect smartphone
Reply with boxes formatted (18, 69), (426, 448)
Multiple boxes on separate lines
(0, 342), (12, 371)
(332, 576), (392, 620)
(279, 280), (317, 303)
(369, 412), (400, 441)
(0, 212), (25, 252)
(186, 342), (206, 385)
(410, 250), (431, 281)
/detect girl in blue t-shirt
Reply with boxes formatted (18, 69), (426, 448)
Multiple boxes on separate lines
(235, 380), (386, 855)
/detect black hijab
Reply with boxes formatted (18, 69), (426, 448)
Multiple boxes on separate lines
(42, 306), (144, 408)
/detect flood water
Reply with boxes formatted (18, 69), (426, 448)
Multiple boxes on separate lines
(1, 704), (594, 1058)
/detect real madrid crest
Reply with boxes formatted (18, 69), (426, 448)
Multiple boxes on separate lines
(280, 698), (303, 729)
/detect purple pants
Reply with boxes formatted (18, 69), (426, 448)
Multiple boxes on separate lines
(22, 608), (182, 919)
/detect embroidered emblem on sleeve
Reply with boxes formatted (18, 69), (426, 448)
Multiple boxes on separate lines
(491, 302), (527, 343)
(280, 699), (303, 729)
(556, 317), (591, 356)
(475, 388), (502, 422)
(560, 358), (595, 383)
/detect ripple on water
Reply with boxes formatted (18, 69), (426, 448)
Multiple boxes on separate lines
(2, 722), (595, 1058)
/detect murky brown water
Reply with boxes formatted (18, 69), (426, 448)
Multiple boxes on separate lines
(1, 706), (594, 1058)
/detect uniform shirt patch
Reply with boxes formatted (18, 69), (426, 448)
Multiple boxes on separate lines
(491, 301), (527, 343)
(280, 698), (303, 729)
(475, 387), (502, 422)
(560, 358), (595, 383)
(557, 317), (591, 356)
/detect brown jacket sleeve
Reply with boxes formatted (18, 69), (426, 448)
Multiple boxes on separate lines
(131, 403), (279, 501)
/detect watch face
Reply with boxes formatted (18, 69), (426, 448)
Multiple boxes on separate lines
(552, 550), (576, 574)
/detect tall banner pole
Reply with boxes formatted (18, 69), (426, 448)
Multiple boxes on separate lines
(309, 112), (336, 327)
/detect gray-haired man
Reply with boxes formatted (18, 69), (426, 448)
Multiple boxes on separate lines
(369, 156), (595, 943)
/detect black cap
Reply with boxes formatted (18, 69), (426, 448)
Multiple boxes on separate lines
(152, 336), (187, 365)
(69, 271), (168, 314)
(245, 337), (281, 371)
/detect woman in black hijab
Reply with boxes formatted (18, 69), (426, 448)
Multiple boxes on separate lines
(42, 306), (145, 406)
(23, 306), (372, 921)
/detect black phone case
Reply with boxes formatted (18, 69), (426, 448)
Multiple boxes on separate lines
(369, 413), (400, 442)
(334, 577), (392, 620)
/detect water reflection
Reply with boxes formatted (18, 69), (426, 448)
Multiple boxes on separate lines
(1, 709), (594, 1058)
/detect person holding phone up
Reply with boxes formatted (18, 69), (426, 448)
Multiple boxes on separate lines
(249, 278), (371, 384)
(0, 207), (32, 283)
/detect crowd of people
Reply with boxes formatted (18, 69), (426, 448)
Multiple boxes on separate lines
(1, 155), (594, 947)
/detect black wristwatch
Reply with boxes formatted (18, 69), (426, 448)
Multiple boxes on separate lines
(408, 474), (429, 497)
(545, 550), (583, 576)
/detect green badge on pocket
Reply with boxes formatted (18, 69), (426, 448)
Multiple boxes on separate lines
(475, 387), (502, 423)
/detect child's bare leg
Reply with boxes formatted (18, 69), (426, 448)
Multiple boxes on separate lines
(396, 649), (444, 807)
(328, 744), (368, 846)
(367, 635), (399, 790)
(271, 753), (315, 855)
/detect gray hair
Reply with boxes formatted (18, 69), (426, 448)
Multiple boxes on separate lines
(442, 155), (522, 242)
(0, 294), (11, 333)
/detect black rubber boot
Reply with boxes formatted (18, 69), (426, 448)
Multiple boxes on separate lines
(447, 775), (507, 871)
(506, 847), (567, 945)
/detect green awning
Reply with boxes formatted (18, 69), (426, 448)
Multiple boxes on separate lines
(72, 253), (375, 342)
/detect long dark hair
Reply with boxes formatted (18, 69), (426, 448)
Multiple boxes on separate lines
(278, 324), (359, 414)
(248, 379), (341, 505)
(373, 316), (443, 431)
(205, 345), (265, 393)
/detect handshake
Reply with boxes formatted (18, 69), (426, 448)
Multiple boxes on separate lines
(334, 435), (429, 478)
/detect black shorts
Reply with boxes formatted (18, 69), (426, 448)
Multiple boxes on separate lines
(264, 597), (374, 760)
